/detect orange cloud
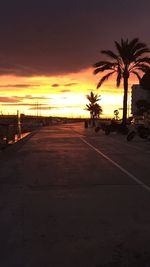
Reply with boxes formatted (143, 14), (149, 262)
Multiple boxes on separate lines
(0, 67), (135, 117)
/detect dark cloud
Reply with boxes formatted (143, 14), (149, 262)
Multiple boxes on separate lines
(14, 95), (49, 100)
(43, 104), (81, 109)
(0, 84), (40, 88)
(51, 84), (60, 87)
(59, 89), (71, 93)
(0, 0), (150, 76)
(51, 83), (77, 89)
(2, 103), (34, 106)
(64, 83), (78, 87)
(29, 105), (51, 110)
(0, 96), (21, 103)
(2, 103), (49, 107)
(0, 94), (49, 103)
(62, 104), (82, 108)
(50, 104), (81, 108)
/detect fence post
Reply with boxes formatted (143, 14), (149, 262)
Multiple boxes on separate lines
(17, 110), (21, 138)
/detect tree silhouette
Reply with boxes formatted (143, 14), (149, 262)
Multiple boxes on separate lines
(94, 38), (150, 125)
(86, 91), (102, 125)
(114, 109), (119, 120)
(86, 91), (100, 105)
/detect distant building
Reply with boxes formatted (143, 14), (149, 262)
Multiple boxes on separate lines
(131, 84), (150, 115)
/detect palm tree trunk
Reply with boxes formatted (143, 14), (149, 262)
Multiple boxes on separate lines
(90, 111), (94, 127)
(122, 75), (128, 126)
(92, 114), (95, 127)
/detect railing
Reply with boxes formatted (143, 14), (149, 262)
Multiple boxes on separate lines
(0, 122), (42, 148)
(0, 123), (19, 146)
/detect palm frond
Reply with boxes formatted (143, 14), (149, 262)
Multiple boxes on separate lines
(115, 39), (130, 63)
(135, 65), (150, 73)
(129, 58), (150, 72)
(122, 38), (129, 46)
(135, 57), (150, 65)
(137, 63), (150, 69)
(93, 61), (113, 68)
(101, 50), (118, 60)
(132, 42), (148, 54)
(134, 48), (150, 58)
(86, 104), (92, 110)
(86, 91), (100, 103)
(94, 68), (104, 75)
(86, 92), (94, 102)
(131, 71), (142, 83)
(129, 38), (139, 49)
(115, 41), (122, 56)
(93, 63), (115, 74)
(96, 71), (115, 88)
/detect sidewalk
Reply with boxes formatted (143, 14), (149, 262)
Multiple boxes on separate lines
(0, 123), (150, 267)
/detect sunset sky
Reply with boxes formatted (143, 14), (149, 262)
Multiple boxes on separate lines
(0, 0), (150, 118)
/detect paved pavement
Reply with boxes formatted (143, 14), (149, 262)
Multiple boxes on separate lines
(0, 122), (150, 267)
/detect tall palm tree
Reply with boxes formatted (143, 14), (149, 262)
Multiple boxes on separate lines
(93, 38), (150, 125)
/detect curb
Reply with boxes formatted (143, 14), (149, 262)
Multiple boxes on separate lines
(0, 129), (39, 157)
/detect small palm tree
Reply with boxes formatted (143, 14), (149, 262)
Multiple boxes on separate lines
(86, 91), (102, 125)
(94, 38), (150, 125)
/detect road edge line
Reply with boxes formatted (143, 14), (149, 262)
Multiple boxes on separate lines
(80, 137), (150, 193)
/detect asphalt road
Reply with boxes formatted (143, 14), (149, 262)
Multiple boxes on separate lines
(0, 122), (150, 267)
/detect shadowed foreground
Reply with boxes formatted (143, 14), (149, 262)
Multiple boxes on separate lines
(0, 123), (150, 267)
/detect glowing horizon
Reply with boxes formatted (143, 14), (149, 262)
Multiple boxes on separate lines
(0, 67), (136, 118)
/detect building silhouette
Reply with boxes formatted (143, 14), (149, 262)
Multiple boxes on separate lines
(131, 84), (150, 115)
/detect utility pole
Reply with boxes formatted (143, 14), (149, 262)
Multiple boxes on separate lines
(17, 110), (21, 138)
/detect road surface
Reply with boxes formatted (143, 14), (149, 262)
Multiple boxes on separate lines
(0, 123), (150, 267)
